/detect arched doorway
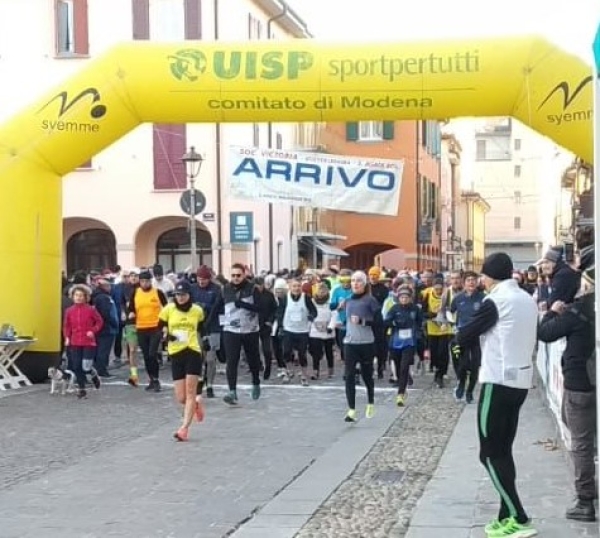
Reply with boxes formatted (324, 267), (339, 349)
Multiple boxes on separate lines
(343, 242), (399, 270)
(66, 229), (117, 274)
(156, 226), (212, 273)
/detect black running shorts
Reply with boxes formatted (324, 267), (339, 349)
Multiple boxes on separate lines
(170, 348), (203, 381)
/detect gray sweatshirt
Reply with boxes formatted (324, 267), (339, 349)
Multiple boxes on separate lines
(343, 293), (381, 344)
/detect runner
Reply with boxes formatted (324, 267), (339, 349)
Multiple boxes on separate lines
(343, 271), (381, 422)
(158, 280), (206, 442)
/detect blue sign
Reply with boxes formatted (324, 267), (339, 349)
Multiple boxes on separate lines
(230, 212), (254, 244)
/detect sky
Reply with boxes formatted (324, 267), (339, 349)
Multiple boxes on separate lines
(293, 0), (597, 63)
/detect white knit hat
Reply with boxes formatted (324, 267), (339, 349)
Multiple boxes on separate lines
(274, 278), (288, 290)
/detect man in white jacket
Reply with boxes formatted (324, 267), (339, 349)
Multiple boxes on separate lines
(456, 252), (538, 538)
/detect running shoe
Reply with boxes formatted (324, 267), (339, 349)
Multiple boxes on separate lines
(174, 427), (189, 442)
(487, 517), (537, 537)
(344, 409), (357, 423)
(396, 394), (405, 407)
(366, 404), (375, 419)
(223, 391), (238, 405)
(251, 384), (261, 400)
(127, 376), (139, 387)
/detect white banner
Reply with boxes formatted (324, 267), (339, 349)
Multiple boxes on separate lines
(227, 146), (403, 216)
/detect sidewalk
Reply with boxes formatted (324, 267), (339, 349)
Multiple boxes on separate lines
(405, 385), (600, 538)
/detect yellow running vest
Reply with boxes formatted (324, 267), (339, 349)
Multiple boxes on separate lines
(134, 288), (162, 330)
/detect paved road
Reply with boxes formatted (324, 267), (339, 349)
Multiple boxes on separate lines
(0, 364), (409, 538)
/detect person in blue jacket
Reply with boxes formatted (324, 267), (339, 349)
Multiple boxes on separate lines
(384, 285), (423, 407)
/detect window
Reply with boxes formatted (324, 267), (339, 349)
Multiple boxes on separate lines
(514, 216), (521, 230)
(55, 0), (89, 56)
(346, 122), (393, 141)
(248, 13), (263, 40)
(514, 165), (521, 178)
(153, 124), (187, 190)
(514, 190), (522, 204)
(359, 121), (383, 141)
(150, 0), (185, 41)
(156, 227), (212, 272)
(476, 139), (487, 160)
(514, 138), (521, 151)
(66, 229), (116, 274)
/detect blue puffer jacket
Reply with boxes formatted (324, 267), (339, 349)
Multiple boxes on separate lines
(384, 303), (423, 350)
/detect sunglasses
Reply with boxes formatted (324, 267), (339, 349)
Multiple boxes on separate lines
(231, 273), (243, 278)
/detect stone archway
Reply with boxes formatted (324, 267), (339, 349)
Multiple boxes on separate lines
(343, 242), (400, 270)
(63, 217), (116, 275)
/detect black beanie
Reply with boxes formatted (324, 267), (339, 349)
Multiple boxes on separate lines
(152, 263), (164, 277)
(481, 252), (513, 281)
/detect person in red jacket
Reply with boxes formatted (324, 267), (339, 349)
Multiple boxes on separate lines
(63, 284), (104, 399)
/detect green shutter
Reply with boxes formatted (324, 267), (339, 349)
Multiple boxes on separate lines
(382, 121), (394, 140)
(346, 122), (359, 141)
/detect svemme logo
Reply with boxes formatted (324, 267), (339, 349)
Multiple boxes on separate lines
(169, 49), (314, 81)
(39, 87), (106, 133)
(538, 76), (592, 125)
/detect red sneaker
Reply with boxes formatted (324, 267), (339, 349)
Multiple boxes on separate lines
(173, 427), (189, 442)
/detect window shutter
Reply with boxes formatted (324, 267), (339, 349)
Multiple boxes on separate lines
(132, 0), (150, 40)
(346, 122), (359, 141)
(153, 124), (187, 190)
(184, 0), (201, 39)
(73, 0), (89, 54)
(382, 121), (394, 140)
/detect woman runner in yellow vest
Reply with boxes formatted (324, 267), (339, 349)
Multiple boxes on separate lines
(158, 280), (206, 442)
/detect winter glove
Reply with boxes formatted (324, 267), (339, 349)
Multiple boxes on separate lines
(202, 336), (211, 351)
(167, 334), (178, 342)
(450, 344), (462, 359)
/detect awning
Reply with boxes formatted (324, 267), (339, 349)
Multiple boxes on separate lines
(302, 237), (349, 257)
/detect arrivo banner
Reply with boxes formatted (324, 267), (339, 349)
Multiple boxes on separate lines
(227, 146), (403, 215)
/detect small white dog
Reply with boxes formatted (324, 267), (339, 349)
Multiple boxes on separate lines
(48, 366), (76, 395)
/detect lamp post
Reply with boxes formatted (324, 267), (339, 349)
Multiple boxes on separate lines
(181, 146), (204, 270)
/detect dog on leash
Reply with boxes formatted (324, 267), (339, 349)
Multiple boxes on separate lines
(48, 366), (76, 395)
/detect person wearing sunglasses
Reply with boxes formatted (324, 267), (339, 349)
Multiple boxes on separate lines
(212, 263), (262, 405)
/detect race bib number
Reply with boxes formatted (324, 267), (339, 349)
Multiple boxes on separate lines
(398, 329), (412, 339)
(173, 330), (187, 343)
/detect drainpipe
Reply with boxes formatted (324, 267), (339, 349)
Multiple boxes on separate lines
(213, 0), (223, 273)
(266, 3), (288, 272)
(415, 122), (421, 271)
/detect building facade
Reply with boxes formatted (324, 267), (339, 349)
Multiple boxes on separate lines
(0, 0), (315, 277)
(454, 191), (490, 272)
(471, 118), (571, 268)
(320, 120), (444, 271)
(440, 133), (462, 271)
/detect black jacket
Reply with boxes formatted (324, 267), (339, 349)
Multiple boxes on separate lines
(538, 292), (595, 392)
(548, 260), (581, 307)
(257, 288), (278, 328)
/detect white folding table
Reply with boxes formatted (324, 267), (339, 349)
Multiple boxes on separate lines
(0, 338), (36, 390)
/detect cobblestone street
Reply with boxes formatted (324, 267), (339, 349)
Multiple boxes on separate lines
(0, 363), (590, 538)
(0, 364), (425, 538)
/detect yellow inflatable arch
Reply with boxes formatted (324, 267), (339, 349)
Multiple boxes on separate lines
(0, 36), (592, 373)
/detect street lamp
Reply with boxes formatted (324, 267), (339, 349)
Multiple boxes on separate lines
(181, 146), (204, 270)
